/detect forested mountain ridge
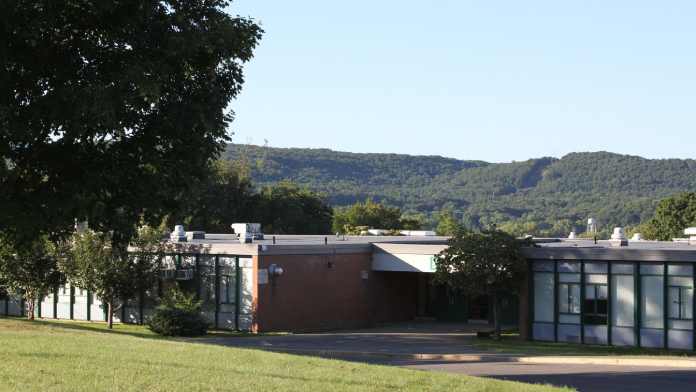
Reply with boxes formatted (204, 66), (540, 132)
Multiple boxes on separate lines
(225, 144), (696, 236)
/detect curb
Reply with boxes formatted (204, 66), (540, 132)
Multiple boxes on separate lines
(260, 348), (696, 368)
(516, 356), (696, 368)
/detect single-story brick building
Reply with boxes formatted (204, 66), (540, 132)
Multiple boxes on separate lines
(3, 228), (696, 352)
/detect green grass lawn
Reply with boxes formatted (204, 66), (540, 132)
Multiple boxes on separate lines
(471, 333), (696, 358)
(0, 317), (570, 392)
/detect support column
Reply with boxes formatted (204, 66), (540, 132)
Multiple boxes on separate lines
(608, 261), (613, 346)
(635, 261), (641, 348)
(235, 256), (241, 331)
(122, 298), (127, 323)
(214, 256), (220, 329)
(580, 261), (585, 344)
(53, 286), (58, 319)
(527, 260), (534, 341)
(663, 263), (669, 350)
(553, 261), (558, 343)
(87, 290), (92, 321)
(69, 285), (75, 320)
(195, 254), (201, 300)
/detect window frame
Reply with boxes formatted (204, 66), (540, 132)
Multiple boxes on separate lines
(219, 274), (235, 305)
(558, 282), (581, 316)
(668, 285), (693, 321)
(584, 283), (608, 325)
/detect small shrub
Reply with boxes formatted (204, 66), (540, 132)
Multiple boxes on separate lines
(148, 288), (209, 337)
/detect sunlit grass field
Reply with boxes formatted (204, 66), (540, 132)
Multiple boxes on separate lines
(0, 317), (571, 392)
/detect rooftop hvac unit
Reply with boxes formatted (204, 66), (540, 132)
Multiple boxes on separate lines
(160, 269), (176, 279)
(175, 269), (194, 281)
(231, 223), (264, 241)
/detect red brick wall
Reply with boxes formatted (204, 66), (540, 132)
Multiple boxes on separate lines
(253, 253), (420, 332)
(370, 271), (419, 323)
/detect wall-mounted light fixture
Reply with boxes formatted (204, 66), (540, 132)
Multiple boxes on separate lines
(269, 264), (284, 278)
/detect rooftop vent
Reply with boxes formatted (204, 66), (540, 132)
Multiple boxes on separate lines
(170, 225), (187, 242)
(609, 227), (628, 247)
(685, 227), (696, 245)
(400, 230), (437, 237)
(186, 231), (205, 241)
(587, 218), (598, 234)
(231, 223), (264, 243)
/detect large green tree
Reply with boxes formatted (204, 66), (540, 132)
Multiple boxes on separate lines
(433, 230), (529, 337)
(434, 208), (463, 236)
(257, 181), (333, 234)
(0, 235), (63, 320)
(1, 0), (262, 248)
(642, 192), (696, 240)
(332, 199), (420, 234)
(59, 225), (166, 328)
(174, 159), (256, 233)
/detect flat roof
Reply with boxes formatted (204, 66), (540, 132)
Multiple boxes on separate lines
(165, 233), (696, 261)
(192, 234), (450, 246)
(527, 238), (696, 262)
(534, 238), (696, 250)
(166, 234), (450, 256)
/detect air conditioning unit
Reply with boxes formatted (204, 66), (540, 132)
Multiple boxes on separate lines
(160, 269), (176, 279)
(175, 269), (194, 281)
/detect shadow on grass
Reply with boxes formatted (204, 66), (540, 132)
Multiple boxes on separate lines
(1, 316), (259, 341)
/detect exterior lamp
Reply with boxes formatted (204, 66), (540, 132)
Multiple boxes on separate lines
(269, 264), (284, 277)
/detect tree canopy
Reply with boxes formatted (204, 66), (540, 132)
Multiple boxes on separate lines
(170, 160), (334, 235)
(640, 192), (696, 241)
(227, 144), (696, 238)
(332, 199), (422, 234)
(59, 225), (165, 328)
(256, 181), (334, 235)
(0, 235), (63, 319)
(1, 1), (262, 246)
(433, 229), (529, 336)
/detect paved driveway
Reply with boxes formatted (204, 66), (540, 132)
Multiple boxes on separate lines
(201, 323), (696, 392)
(202, 322), (482, 355)
(392, 359), (696, 392)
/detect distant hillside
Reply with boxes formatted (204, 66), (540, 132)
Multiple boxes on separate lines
(225, 144), (696, 236)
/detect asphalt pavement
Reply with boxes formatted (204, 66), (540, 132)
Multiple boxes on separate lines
(199, 323), (696, 392)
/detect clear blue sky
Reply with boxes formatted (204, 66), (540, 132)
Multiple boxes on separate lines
(227, 1), (696, 162)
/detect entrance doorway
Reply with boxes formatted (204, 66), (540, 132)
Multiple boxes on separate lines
(467, 295), (490, 323)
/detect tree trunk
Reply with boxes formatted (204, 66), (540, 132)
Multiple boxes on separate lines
(492, 293), (501, 340)
(107, 301), (114, 329)
(26, 294), (35, 321)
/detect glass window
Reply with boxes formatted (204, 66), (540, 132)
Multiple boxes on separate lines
(219, 275), (235, 304)
(611, 275), (635, 327)
(558, 262), (580, 273)
(669, 286), (693, 321)
(533, 261), (554, 272)
(534, 273), (554, 322)
(558, 283), (581, 315)
(584, 284), (608, 324)
(641, 276), (664, 329)
(668, 264), (693, 277)
(585, 262), (608, 274)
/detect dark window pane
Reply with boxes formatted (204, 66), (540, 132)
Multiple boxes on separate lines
(596, 300), (608, 315)
(584, 299), (594, 313)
